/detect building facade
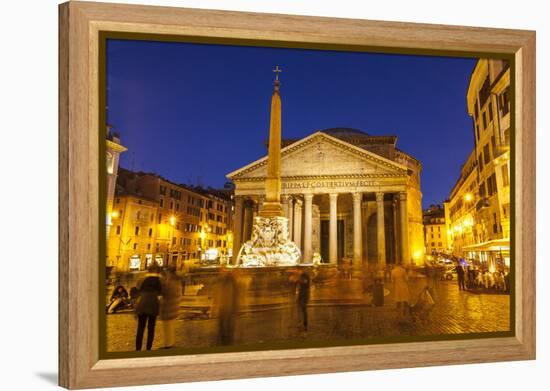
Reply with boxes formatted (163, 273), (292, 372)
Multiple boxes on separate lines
(422, 204), (448, 255)
(227, 128), (425, 267)
(447, 58), (511, 271)
(446, 150), (478, 255)
(107, 193), (159, 271)
(107, 169), (233, 272)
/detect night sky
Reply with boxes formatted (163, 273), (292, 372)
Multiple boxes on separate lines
(106, 39), (477, 208)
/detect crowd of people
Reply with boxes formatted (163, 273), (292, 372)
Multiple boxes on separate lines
(108, 264), (313, 350)
(107, 257), (508, 351)
(463, 266), (510, 292)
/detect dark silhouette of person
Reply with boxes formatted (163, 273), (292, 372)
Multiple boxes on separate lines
(135, 266), (162, 351)
(456, 264), (466, 291)
(296, 272), (310, 331)
(212, 270), (240, 345)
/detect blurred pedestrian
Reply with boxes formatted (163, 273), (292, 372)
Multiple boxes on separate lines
(456, 264), (466, 291)
(391, 263), (411, 317)
(296, 271), (310, 331)
(160, 268), (180, 349)
(212, 269), (240, 345)
(135, 264), (162, 351)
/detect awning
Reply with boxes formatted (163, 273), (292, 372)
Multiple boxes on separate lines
(462, 238), (510, 252)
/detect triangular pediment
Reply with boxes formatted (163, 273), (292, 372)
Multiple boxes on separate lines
(227, 131), (408, 180)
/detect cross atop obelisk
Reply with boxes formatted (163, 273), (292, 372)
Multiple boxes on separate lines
(273, 65), (282, 81)
(259, 67), (284, 217)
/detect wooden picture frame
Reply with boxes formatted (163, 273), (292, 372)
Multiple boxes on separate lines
(59, 1), (536, 389)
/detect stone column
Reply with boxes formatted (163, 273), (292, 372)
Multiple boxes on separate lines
(287, 196), (294, 239)
(303, 194), (313, 263)
(352, 192), (363, 268)
(282, 195), (290, 218)
(232, 196), (244, 264)
(258, 195), (265, 214)
(293, 198), (303, 248)
(392, 198), (399, 264)
(242, 202), (252, 242)
(329, 193), (338, 264)
(376, 192), (386, 268)
(362, 201), (368, 263)
(398, 191), (410, 265)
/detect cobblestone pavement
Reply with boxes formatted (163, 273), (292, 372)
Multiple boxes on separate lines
(106, 278), (510, 353)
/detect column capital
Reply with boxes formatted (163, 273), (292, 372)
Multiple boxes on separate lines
(352, 192), (362, 202)
(376, 192), (385, 202)
(281, 194), (290, 202)
(303, 193), (314, 201)
(329, 193), (339, 201)
(294, 198), (303, 206)
(398, 191), (407, 201)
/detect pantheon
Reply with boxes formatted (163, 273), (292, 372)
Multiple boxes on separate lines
(227, 127), (425, 268)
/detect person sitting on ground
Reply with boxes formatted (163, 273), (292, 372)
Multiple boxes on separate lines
(107, 285), (129, 314)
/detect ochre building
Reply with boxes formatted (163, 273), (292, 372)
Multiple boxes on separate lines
(447, 58), (511, 271)
(423, 204), (448, 255)
(107, 168), (233, 272)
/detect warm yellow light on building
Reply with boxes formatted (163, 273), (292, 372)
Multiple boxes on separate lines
(199, 231), (206, 240)
(169, 215), (176, 226)
(464, 193), (473, 202)
(111, 210), (119, 219)
(412, 250), (423, 261)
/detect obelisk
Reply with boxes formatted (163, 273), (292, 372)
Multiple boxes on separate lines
(260, 66), (284, 217)
(236, 66), (301, 267)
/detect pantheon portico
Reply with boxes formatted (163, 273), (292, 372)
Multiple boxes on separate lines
(227, 128), (425, 268)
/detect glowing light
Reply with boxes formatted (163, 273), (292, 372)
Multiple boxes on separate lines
(413, 250), (422, 260)
(464, 193), (473, 202)
(169, 215), (176, 226)
(199, 231), (206, 240)
(111, 211), (119, 219)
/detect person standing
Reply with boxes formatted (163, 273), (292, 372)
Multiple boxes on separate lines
(391, 263), (411, 317)
(160, 268), (180, 349)
(212, 270), (240, 345)
(296, 271), (311, 331)
(456, 264), (466, 291)
(135, 265), (162, 351)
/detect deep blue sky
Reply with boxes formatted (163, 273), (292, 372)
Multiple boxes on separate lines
(106, 39), (476, 208)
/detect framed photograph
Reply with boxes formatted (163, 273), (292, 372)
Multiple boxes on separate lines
(59, 1), (536, 389)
